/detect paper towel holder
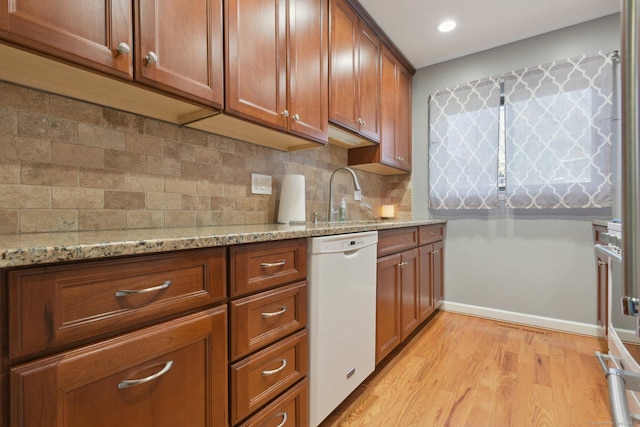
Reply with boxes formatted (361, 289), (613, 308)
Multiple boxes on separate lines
(277, 174), (306, 224)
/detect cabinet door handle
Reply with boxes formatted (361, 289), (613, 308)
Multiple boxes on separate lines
(261, 260), (286, 268)
(281, 110), (289, 118)
(115, 280), (172, 297)
(145, 51), (158, 63)
(292, 114), (300, 121)
(261, 306), (287, 318)
(262, 359), (287, 376)
(118, 360), (173, 389)
(433, 250), (440, 255)
(598, 259), (607, 266)
(398, 261), (408, 268)
(117, 42), (131, 55)
(274, 412), (288, 427)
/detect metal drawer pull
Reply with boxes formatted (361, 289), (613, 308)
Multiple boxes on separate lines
(398, 261), (408, 267)
(261, 306), (287, 318)
(274, 412), (288, 427)
(261, 260), (286, 268)
(115, 280), (172, 297)
(118, 360), (173, 389)
(262, 359), (287, 376)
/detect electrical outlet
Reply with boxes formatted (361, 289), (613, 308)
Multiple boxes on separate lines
(251, 173), (272, 195)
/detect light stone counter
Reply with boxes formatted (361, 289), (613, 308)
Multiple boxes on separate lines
(0, 220), (446, 268)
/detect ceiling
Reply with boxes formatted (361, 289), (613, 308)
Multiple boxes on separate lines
(357, 0), (621, 69)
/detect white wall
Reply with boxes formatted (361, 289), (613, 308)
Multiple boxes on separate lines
(412, 14), (620, 329)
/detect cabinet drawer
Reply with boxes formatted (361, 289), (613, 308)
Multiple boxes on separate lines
(378, 227), (418, 257)
(8, 247), (226, 360)
(230, 330), (308, 425)
(231, 281), (307, 361)
(11, 306), (228, 427)
(238, 378), (308, 427)
(230, 239), (307, 297)
(419, 224), (444, 245)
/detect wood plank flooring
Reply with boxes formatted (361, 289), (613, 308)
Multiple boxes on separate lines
(320, 311), (611, 427)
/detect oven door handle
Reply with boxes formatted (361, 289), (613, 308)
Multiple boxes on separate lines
(595, 244), (622, 263)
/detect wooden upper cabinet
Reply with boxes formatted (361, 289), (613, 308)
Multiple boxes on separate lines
(357, 24), (381, 141)
(348, 45), (411, 174)
(380, 46), (411, 171)
(226, 0), (328, 143)
(0, 0), (223, 107)
(136, 0), (224, 108)
(0, 0), (133, 79)
(329, 0), (381, 142)
(288, 0), (329, 142)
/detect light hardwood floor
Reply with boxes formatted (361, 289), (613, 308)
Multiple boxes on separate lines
(320, 311), (611, 427)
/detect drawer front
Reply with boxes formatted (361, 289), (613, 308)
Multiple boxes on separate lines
(231, 281), (308, 361)
(8, 247), (226, 360)
(230, 330), (308, 425)
(378, 227), (418, 257)
(238, 378), (308, 427)
(11, 306), (228, 427)
(230, 239), (307, 297)
(419, 224), (445, 245)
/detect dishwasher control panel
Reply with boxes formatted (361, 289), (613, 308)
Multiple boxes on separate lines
(309, 231), (378, 254)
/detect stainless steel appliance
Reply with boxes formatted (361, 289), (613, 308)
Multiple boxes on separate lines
(595, 1), (640, 423)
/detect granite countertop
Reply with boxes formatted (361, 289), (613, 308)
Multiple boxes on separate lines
(0, 220), (446, 268)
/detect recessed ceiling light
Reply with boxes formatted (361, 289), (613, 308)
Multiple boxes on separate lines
(438, 19), (457, 33)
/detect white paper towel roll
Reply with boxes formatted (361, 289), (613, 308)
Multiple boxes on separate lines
(278, 174), (306, 224)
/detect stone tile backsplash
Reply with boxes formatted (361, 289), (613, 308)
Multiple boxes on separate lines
(0, 80), (412, 234)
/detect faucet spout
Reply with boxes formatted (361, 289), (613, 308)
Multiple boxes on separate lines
(328, 167), (361, 222)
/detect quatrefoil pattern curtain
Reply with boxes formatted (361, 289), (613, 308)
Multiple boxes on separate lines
(503, 53), (613, 209)
(428, 52), (613, 210)
(428, 77), (501, 209)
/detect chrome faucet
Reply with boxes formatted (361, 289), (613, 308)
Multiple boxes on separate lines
(328, 167), (362, 222)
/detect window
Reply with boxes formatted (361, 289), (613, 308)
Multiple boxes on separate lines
(428, 52), (614, 210)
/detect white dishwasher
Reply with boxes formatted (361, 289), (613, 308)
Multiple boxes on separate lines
(307, 231), (378, 426)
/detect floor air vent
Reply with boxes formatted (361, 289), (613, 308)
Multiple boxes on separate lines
(495, 322), (551, 336)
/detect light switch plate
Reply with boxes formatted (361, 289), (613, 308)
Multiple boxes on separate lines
(251, 173), (272, 195)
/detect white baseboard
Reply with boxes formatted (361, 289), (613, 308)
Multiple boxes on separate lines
(441, 301), (601, 337)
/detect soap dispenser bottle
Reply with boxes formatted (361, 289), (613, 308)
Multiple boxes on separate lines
(339, 197), (347, 222)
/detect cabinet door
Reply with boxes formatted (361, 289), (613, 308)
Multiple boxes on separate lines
(380, 47), (398, 167)
(395, 64), (412, 170)
(226, 0), (287, 129)
(356, 22), (381, 142)
(433, 241), (444, 308)
(376, 253), (401, 364)
(329, 0), (359, 133)
(11, 307), (228, 427)
(0, 0), (132, 78)
(136, 0), (223, 107)
(400, 248), (419, 340)
(288, 0), (328, 142)
(418, 244), (435, 322)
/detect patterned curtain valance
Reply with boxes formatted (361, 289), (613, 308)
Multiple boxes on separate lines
(428, 77), (501, 209)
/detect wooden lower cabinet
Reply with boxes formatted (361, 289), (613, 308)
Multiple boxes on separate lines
(229, 239), (309, 426)
(376, 225), (445, 365)
(432, 240), (444, 309)
(10, 306), (228, 427)
(375, 253), (401, 364)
